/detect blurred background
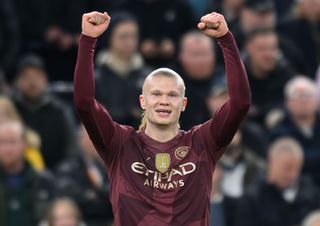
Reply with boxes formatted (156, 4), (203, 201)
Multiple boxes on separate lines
(0, 0), (320, 225)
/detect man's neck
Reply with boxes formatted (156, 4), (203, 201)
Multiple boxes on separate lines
(144, 123), (179, 143)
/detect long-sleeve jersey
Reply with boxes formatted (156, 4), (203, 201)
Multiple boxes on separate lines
(74, 31), (251, 226)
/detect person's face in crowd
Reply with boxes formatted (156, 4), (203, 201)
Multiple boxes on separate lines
(80, 126), (99, 160)
(300, 0), (320, 21)
(268, 150), (303, 189)
(246, 32), (279, 74)
(16, 67), (48, 100)
(222, 0), (245, 13)
(110, 21), (139, 59)
(140, 75), (187, 128)
(207, 91), (229, 115)
(50, 201), (79, 226)
(240, 9), (275, 32)
(286, 83), (318, 119)
(0, 123), (25, 170)
(179, 34), (215, 80)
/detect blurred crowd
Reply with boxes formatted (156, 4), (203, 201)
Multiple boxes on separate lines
(0, 0), (320, 225)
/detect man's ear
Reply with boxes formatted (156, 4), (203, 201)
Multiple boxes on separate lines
(181, 97), (188, 112)
(139, 94), (146, 110)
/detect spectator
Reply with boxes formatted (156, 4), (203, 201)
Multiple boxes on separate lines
(120, 0), (196, 66)
(270, 76), (320, 185)
(175, 30), (225, 130)
(210, 164), (238, 226)
(229, 0), (305, 73)
(56, 125), (113, 226)
(235, 137), (320, 226)
(278, 0), (320, 77)
(220, 131), (265, 198)
(39, 198), (86, 226)
(302, 210), (320, 226)
(244, 28), (295, 127)
(232, 0), (276, 49)
(95, 13), (151, 128)
(13, 54), (76, 169)
(0, 120), (55, 226)
(0, 95), (44, 170)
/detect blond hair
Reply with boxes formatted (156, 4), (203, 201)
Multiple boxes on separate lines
(0, 95), (22, 122)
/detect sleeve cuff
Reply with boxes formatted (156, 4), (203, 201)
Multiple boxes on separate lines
(217, 31), (234, 44)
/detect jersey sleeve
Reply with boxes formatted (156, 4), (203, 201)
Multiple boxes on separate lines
(73, 34), (133, 166)
(196, 31), (251, 161)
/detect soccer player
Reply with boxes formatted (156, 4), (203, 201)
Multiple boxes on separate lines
(74, 11), (251, 226)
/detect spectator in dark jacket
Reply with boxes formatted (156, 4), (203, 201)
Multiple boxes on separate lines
(13, 55), (76, 169)
(0, 120), (55, 226)
(244, 28), (295, 127)
(235, 137), (320, 226)
(56, 125), (113, 226)
(271, 76), (320, 186)
(278, 0), (320, 77)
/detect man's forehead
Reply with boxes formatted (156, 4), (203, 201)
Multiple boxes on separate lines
(143, 76), (184, 93)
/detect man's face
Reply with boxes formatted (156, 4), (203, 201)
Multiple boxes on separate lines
(301, 0), (320, 21)
(286, 85), (318, 119)
(246, 33), (279, 74)
(268, 152), (303, 189)
(179, 35), (215, 79)
(16, 67), (48, 100)
(0, 124), (25, 170)
(110, 21), (139, 58)
(140, 76), (187, 128)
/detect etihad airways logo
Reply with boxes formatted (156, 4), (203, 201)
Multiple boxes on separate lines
(131, 162), (196, 190)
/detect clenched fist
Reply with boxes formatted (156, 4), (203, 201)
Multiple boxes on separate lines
(82, 11), (111, 38)
(198, 12), (229, 38)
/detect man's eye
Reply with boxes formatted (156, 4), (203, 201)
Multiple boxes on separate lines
(169, 93), (178, 97)
(152, 93), (161, 96)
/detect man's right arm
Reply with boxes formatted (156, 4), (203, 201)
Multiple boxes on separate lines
(74, 12), (131, 165)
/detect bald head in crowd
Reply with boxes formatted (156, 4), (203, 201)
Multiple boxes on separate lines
(179, 31), (216, 80)
(285, 76), (318, 119)
(267, 137), (304, 190)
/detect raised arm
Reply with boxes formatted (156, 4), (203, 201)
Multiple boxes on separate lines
(74, 12), (131, 164)
(199, 13), (251, 148)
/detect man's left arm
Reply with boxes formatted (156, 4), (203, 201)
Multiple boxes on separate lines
(199, 13), (251, 148)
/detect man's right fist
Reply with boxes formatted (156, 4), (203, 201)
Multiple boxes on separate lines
(82, 12), (111, 38)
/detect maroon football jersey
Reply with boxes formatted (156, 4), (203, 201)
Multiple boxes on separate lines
(74, 31), (251, 226)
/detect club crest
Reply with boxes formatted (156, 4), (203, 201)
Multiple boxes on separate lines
(155, 153), (171, 173)
(174, 146), (190, 160)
